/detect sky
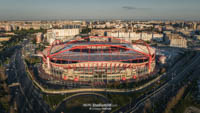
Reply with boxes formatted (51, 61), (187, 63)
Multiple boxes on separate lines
(0, 0), (200, 20)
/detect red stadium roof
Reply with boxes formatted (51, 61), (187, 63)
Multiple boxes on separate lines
(42, 36), (155, 72)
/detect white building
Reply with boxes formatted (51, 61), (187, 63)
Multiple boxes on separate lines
(107, 31), (163, 42)
(169, 34), (187, 48)
(35, 32), (42, 44)
(46, 28), (80, 44)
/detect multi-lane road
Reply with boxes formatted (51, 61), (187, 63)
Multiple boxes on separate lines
(118, 51), (200, 113)
(7, 43), (51, 113)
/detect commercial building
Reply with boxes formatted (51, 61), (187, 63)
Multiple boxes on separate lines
(90, 29), (124, 36)
(168, 34), (187, 48)
(107, 31), (163, 42)
(46, 28), (80, 45)
(35, 32), (42, 44)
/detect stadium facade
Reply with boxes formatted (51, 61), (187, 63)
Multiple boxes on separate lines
(41, 36), (156, 84)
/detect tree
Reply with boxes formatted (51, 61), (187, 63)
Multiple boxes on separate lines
(164, 85), (187, 113)
(81, 27), (91, 34)
(160, 68), (166, 74)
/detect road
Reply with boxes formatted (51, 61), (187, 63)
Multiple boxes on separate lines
(6, 42), (51, 113)
(122, 51), (200, 113)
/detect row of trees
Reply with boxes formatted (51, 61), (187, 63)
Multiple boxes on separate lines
(0, 64), (11, 112)
(0, 29), (44, 113)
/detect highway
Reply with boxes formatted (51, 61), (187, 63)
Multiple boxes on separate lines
(122, 51), (200, 113)
(6, 42), (51, 113)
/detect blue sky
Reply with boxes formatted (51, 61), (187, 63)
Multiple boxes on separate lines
(0, 0), (200, 20)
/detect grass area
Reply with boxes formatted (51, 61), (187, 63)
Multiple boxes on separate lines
(107, 92), (139, 112)
(42, 91), (145, 113)
(57, 95), (105, 113)
(172, 80), (200, 113)
(43, 94), (70, 110)
(43, 93), (107, 113)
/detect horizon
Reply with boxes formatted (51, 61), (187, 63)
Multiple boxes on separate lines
(0, 0), (200, 21)
(0, 18), (200, 22)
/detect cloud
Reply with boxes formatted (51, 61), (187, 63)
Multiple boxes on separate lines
(122, 6), (151, 10)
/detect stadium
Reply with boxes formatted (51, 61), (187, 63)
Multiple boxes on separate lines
(41, 36), (156, 85)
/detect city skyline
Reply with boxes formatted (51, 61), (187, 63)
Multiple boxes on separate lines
(1, 1), (200, 112)
(0, 0), (200, 20)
